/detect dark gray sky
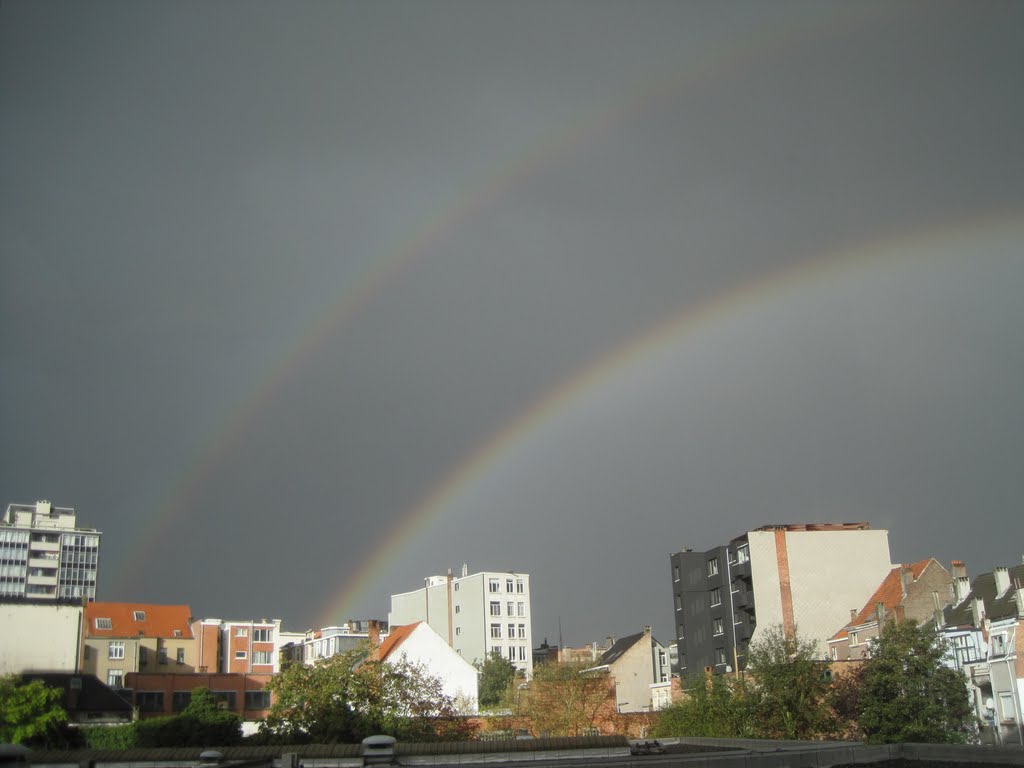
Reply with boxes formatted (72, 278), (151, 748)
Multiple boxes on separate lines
(3, 1), (1023, 647)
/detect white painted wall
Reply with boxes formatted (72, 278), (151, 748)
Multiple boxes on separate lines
(387, 623), (479, 713)
(0, 602), (82, 675)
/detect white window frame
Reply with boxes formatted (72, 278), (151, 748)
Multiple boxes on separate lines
(95, 617), (112, 630)
(489, 579), (500, 593)
(518, 624), (526, 639)
(516, 579), (524, 593)
(108, 641), (125, 660)
(235, 650), (247, 659)
(107, 670), (124, 688)
(489, 601), (501, 616)
(710, 588), (722, 606)
(236, 627), (247, 637)
(517, 601), (525, 616)
(253, 628), (272, 643)
(708, 558), (719, 577)
(133, 610), (146, 621)
(713, 618), (724, 636)
(490, 623), (501, 638)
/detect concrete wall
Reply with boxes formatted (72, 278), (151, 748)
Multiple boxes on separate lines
(749, 528), (893, 654)
(0, 602), (82, 674)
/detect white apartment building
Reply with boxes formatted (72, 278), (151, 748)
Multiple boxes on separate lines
(388, 564), (533, 676)
(1, 501), (101, 601)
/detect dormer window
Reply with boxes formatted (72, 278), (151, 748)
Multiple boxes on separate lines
(173, 629), (183, 637)
(95, 617), (112, 630)
(133, 610), (146, 621)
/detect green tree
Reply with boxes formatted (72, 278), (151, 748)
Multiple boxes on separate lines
(857, 619), (972, 744)
(0, 676), (67, 746)
(475, 650), (517, 709)
(653, 673), (754, 738)
(262, 644), (471, 743)
(745, 625), (836, 740)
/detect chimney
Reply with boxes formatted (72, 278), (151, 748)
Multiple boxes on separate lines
(367, 620), (382, 646)
(850, 608), (858, 622)
(951, 560), (967, 580)
(993, 567), (1010, 596)
(461, 562), (468, 577)
(900, 565), (915, 596)
(643, 625), (651, 636)
(954, 576), (971, 605)
(970, 596), (986, 629)
(875, 602), (886, 625)
(1015, 580), (1024, 619)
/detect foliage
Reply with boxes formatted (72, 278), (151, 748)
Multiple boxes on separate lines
(475, 650), (517, 709)
(857, 620), (973, 744)
(0, 675), (68, 746)
(745, 625), (836, 740)
(81, 723), (136, 749)
(653, 673), (754, 738)
(262, 644), (473, 743)
(509, 661), (614, 737)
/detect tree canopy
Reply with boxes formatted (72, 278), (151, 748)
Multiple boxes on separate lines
(653, 673), (754, 738)
(0, 676), (67, 746)
(745, 624), (836, 740)
(475, 650), (517, 710)
(261, 644), (472, 743)
(507, 660), (614, 737)
(857, 619), (973, 744)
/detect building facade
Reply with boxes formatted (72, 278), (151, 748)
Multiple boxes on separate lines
(82, 602), (195, 689)
(388, 565), (533, 676)
(0, 600), (84, 675)
(125, 671), (273, 734)
(670, 523), (894, 676)
(828, 558), (954, 660)
(586, 626), (670, 713)
(1, 501), (101, 601)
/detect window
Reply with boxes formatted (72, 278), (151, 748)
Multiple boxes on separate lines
(172, 691), (191, 712)
(507, 646), (515, 661)
(849, 631), (859, 646)
(673, 565), (680, 581)
(253, 651), (273, 665)
(136, 691), (163, 712)
(675, 594), (682, 611)
(518, 646), (526, 661)
(713, 618), (724, 636)
(133, 610), (146, 621)
(491, 646), (501, 656)
(736, 544), (750, 564)
(455, 627), (461, 636)
(235, 650), (247, 659)
(159, 647), (168, 665)
(454, 605), (460, 614)
(245, 690), (271, 710)
(212, 691), (237, 711)
(454, 582), (459, 592)
(176, 648), (186, 665)
(517, 602), (525, 616)
(734, 610), (744, 626)
(173, 629), (182, 637)
(830, 646), (838, 661)
(506, 579), (514, 592)
(707, 558), (719, 577)
(518, 624), (526, 639)
(516, 579), (524, 593)
(108, 641), (125, 660)
(507, 601), (514, 615)
(715, 648), (726, 665)
(992, 633), (1008, 656)
(95, 617), (112, 630)
(139, 647), (148, 665)
(489, 579), (500, 593)
(508, 624), (515, 638)
(235, 628), (248, 637)
(253, 628), (272, 642)
(710, 588), (721, 606)
(107, 670), (124, 688)
(489, 601), (501, 616)
(490, 624), (502, 638)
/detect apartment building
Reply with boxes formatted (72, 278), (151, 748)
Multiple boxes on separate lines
(1, 500), (101, 601)
(670, 523), (894, 675)
(82, 602), (195, 689)
(388, 564), (533, 676)
(191, 618), (287, 674)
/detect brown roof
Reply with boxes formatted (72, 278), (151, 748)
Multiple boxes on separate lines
(85, 602), (193, 639)
(370, 622), (421, 661)
(831, 559), (933, 641)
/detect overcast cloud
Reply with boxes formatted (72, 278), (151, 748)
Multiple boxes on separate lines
(2, 0), (1023, 646)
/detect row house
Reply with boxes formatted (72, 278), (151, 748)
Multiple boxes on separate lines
(126, 671), (273, 732)
(191, 618), (288, 674)
(828, 558), (955, 660)
(82, 602), (195, 689)
(942, 563), (1024, 746)
(294, 619), (387, 665)
(584, 626), (670, 713)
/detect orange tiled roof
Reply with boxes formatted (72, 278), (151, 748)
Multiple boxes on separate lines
(371, 622), (421, 661)
(830, 559), (933, 640)
(85, 602), (193, 639)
